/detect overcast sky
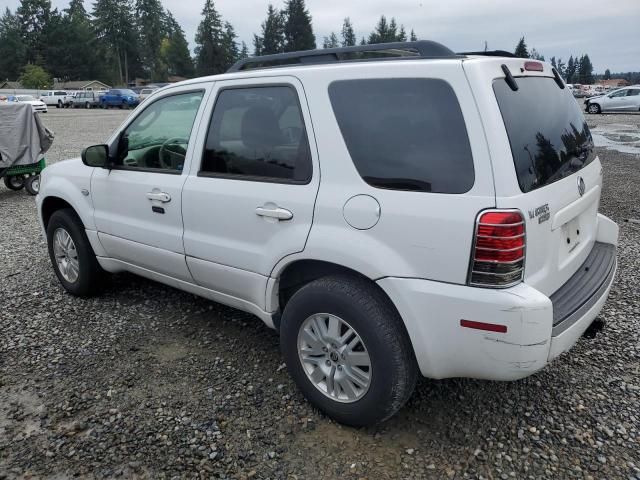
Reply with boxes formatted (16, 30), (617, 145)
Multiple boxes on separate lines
(5, 0), (640, 72)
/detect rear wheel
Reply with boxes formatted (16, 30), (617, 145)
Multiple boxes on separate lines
(3, 175), (24, 190)
(587, 103), (601, 114)
(85, 102), (90, 109)
(24, 175), (40, 195)
(280, 274), (417, 427)
(46, 209), (105, 296)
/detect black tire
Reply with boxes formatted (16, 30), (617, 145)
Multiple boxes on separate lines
(85, 102), (90, 109)
(280, 274), (418, 427)
(57, 100), (62, 108)
(4, 175), (25, 190)
(46, 208), (105, 297)
(587, 103), (601, 114)
(24, 175), (40, 195)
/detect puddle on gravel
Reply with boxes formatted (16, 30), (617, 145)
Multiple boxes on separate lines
(591, 123), (640, 155)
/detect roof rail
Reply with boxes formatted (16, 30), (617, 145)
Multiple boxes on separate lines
(458, 50), (516, 58)
(227, 40), (458, 72)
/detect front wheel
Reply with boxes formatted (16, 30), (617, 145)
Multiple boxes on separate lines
(85, 102), (90, 109)
(587, 103), (601, 114)
(46, 209), (105, 296)
(280, 274), (418, 427)
(57, 100), (62, 108)
(3, 175), (25, 190)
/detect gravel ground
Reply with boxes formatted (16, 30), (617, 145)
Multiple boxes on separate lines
(1, 109), (639, 479)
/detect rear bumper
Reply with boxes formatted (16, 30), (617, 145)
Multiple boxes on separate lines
(378, 216), (618, 381)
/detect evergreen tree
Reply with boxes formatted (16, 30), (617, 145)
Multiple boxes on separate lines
(238, 41), (249, 60)
(322, 32), (339, 49)
(565, 56), (576, 83)
(136, 0), (166, 81)
(397, 25), (407, 42)
(194, 0), (227, 76)
(341, 17), (355, 47)
(367, 16), (407, 43)
(514, 37), (528, 58)
(604, 68), (611, 80)
(93, 0), (141, 85)
(45, 0), (100, 80)
(578, 54), (593, 84)
(410, 29), (417, 41)
(550, 56), (557, 69)
(253, 33), (262, 56)
(368, 15), (388, 43)
(529, 48), (544, 61)
(283, 0), (315, 52)
(164, 11), (194, 77)
(17, 0), (52, 64)
(0, 8), (26, 80)
(259, 4), (285, 55)
(222, 21), (239, 69)
(359, 36), (366, 45)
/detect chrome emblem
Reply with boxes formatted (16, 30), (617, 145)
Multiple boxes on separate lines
(577, 176), (586, 196)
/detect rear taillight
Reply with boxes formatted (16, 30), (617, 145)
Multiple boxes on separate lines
(468, 210), (525, 288)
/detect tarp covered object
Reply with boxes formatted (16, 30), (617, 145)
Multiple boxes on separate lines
(0, 102), (54, 168)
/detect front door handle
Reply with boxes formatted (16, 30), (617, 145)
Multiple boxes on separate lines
(255, 205), (293, 221)
(146, 192), (171, 203)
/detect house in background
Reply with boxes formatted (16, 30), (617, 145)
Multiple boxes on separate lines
(0, 81), (23, 89)
(52, 80), (111, 91)
(597, 79), (631, 88)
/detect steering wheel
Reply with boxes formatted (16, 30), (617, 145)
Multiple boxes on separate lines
(159, 137), (188, 170)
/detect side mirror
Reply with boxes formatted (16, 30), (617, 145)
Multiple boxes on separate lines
(81, 144), (109, 168)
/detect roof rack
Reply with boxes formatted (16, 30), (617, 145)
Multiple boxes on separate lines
(458, 50), (516, 58)
(227, 40), (459, 72)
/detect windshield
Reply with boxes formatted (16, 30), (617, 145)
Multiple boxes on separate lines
(493, 77), (595, 193)
(17, 95), (35, 101)
(120, 89), (136, 96)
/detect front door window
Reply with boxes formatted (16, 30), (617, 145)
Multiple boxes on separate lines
(115, 91), (204, 173)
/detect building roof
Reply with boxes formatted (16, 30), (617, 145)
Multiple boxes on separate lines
(52, 80), (111, 90)
(597, 79), (631, 87)
(0, 81), (23, 89)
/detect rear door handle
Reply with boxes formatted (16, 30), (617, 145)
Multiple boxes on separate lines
(255, 205), (293, 221)
(146, 192), (171, 203)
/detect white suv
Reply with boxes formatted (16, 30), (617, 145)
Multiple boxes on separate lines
(36, 42), (618, 426)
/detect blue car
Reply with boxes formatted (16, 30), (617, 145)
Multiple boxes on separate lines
(100, 89), (140, 109)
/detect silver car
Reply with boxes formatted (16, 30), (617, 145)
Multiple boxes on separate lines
(585, 86), (640, 114)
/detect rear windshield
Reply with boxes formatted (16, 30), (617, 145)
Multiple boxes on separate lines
(493, 77), (595, 193)
(328, 78), (474, 194)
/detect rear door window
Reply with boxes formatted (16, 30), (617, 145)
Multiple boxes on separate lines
(328, 78), (474, 193)
(493, 77), (595, 193)
(200, 86), (312, 183)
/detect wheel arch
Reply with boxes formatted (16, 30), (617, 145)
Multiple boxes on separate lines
(41, 196), (76, 230)
(270, 259), (406, 336)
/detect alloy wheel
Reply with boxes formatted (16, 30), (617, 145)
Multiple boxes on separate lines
(53, 228), (80, 283)
(297, 313), (372, 403)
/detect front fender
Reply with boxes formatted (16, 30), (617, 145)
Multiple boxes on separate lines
(38, 159), (96, 231)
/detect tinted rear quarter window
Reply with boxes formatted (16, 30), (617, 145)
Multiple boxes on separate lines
(328, 78), (474, 193)
(493, 77), (594, 193)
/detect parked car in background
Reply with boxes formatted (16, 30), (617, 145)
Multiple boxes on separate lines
(585, 86), (640, 113)
(37, 42), (618, 427)
(70, 91), (102, 109)
(9, 94), (48, 113)
(139, 87), (158, 102)
(100, 89), (140, 109)
(40, 90), (70, 108)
